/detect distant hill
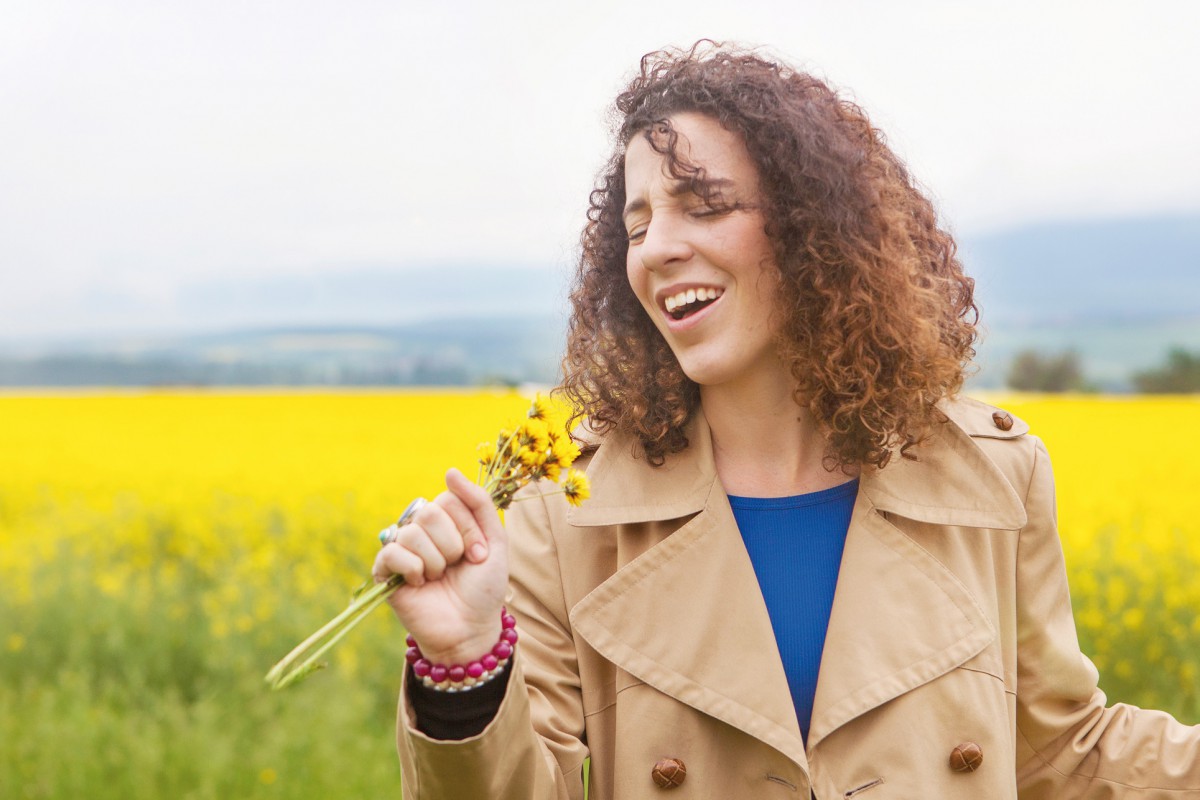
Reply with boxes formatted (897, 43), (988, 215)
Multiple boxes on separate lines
(963, 215), (1199, 324)
(960, 215), (1199, 389)
(1, 214), (1196, 390)
(0, 318), (564, 387)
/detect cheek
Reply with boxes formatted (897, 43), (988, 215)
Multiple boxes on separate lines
(625, 256), (654, 314)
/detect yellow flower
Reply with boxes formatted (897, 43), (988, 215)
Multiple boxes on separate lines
(477, 440), (497, 467)
(540, 461), (562, 483)
(527, 393), (554, 422)
(519, 445), (547, 468)
(518, 418), (550, 452)
(551, 436), (582, 469)
(528, 391), (571, 430)
(562, 469), (591, 507)
(496, 428), (516, 455)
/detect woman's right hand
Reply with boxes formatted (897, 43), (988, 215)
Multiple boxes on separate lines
(372, 468), (509, 666)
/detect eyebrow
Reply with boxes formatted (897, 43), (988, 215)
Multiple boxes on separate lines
(622, 177), (737, 222)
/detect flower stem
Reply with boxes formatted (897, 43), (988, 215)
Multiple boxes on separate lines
(265, 574), (404, 690)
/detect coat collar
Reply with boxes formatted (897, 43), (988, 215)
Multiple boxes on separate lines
(567, 398), (1027, 771)
(566, 415), (718, 527)
(568, 396), (1029, 531)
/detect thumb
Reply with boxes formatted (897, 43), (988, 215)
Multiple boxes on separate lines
(444, 467), (507, 558)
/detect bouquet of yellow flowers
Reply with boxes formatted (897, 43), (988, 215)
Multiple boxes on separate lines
(265, 394), (589, 690)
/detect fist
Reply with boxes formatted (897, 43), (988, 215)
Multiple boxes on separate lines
(371, 468), (509, 664)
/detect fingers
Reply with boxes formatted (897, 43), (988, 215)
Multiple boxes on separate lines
(374, 504), (458, 584)
(373, 542), (429, 587)
(372, 469), (505, 586)
(444, 468), (506, 552)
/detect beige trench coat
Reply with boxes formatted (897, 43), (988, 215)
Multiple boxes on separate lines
(396, 396), (1200, 798)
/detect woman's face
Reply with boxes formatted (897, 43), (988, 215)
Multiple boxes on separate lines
(623, 112), (783, 390)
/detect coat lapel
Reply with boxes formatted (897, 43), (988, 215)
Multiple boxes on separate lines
(568, 416), (809, 771)
(566, 400), (1029, 766)
(808, 407), (1028, 748)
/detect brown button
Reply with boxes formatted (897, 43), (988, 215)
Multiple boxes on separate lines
(992, 411), (1014, 431)
(652, 757), (687, 789)
(949, 742), (984, 772)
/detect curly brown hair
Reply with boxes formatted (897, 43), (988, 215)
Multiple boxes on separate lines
(560, 41), (978, 469)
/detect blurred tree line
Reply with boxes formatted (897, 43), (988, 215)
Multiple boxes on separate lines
(1132, 348), (1200, 393)
(1007, 347), (1200, 393)
(1007, 350), (1086, 392)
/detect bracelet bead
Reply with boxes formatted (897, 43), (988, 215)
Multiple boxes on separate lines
(406, 607), (518, 693)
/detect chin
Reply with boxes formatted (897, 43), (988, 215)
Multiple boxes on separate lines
(669, 344), (742, 386)
(674, 345), (786, 390)
(677, 360), (732, 388)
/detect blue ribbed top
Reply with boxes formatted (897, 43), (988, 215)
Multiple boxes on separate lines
(728, 479), (858, 742)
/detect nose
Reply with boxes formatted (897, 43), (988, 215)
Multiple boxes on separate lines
(637, 214), (693, 271)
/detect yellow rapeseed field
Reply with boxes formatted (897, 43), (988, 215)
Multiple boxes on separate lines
(997, 394), (1200, 706)
(1, 390), (1198, 797)
(1, 389), (534, 643)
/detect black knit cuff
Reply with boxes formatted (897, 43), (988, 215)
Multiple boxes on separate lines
(408, 660), (511, 740)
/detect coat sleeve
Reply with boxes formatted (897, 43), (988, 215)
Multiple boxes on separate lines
(396, 484), (588, 800)
(1014, 436), (1200, 798)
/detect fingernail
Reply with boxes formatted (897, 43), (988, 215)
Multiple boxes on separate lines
(469, 543), (487, 562)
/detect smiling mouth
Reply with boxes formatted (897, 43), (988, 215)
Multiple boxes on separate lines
(663, 287), (724, 320)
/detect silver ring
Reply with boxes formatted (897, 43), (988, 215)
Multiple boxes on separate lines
(378, 497), (428, 546)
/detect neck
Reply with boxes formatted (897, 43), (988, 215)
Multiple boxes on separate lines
(700, 371), (855, 498)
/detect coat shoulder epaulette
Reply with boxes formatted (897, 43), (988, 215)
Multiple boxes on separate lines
(938, 395), (1030, 440)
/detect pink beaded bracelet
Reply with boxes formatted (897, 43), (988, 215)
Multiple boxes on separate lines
(406, 608), (518, 693)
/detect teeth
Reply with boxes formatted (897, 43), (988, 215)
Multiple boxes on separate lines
(662, 287), (723, 315)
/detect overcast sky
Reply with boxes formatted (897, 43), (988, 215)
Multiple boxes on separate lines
(1, 0), (1197, 338)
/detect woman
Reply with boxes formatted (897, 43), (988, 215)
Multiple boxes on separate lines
(373, 43), (1200, 798)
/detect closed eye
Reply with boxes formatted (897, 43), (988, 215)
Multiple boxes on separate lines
(690, 197), (751, 218)
(628, 205), (734, 242)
